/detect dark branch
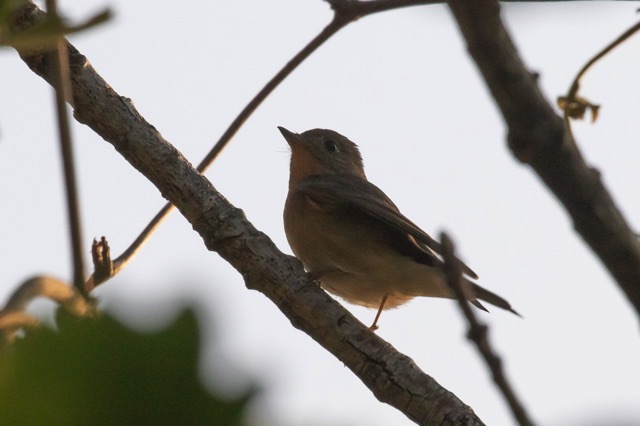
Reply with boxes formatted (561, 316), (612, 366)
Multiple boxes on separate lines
(441, 233), (534, 426)
(446, 0), (640, 321)
(44, 0), (86, 292)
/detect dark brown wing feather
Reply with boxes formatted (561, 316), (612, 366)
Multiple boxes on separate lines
(296, 174), (479, 279)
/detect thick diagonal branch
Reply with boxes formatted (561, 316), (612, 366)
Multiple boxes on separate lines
(447, 0), (640, 321)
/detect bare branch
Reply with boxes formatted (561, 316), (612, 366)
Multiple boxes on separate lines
(446, 0), (640, 321)
(1, 276), (95, 316)
(0, 275), (95, 346)
(558, 19), (640, 123)
(40, 0), (87, 293)
(87, 237), (113, 291)
(441, 233), (534, 426)
(0, 311), (38, 329)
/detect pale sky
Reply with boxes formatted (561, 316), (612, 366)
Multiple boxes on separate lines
(2, 1), (640, 424)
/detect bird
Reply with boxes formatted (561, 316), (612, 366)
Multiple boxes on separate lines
(279, 126), (518, 330)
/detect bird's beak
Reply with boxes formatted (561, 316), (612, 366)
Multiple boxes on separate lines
(278, 126), (301, 147)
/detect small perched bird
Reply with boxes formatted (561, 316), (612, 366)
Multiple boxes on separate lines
(279, 127), (518, 330)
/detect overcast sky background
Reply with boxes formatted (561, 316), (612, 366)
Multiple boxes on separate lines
(2, 1), (640, 425)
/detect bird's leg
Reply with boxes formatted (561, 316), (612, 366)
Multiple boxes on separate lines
(369, 295), (388, 331)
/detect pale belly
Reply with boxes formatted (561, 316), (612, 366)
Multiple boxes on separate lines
(317, 249), (451, 309)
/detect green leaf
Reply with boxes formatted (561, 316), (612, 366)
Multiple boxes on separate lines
(0, 308), (254, 425)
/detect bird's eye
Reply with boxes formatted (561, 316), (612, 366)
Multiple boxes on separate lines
(325, 139), (339, 153)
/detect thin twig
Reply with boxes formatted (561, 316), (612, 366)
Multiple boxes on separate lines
(45, 0), (86, 294)
(87, 0), (439, 290)
(190, 1), (438, 173)
(559, 19), (640, 125)
(440, 233), (534, 426)
(566, 20), (640, 102)
(1, 276), (95, 316)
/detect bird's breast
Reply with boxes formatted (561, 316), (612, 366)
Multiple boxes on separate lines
(284, 190), (346, 273)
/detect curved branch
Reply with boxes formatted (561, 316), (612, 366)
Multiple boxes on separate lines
(0, 275), (95, 346)
(446, 0), (640, 321)
(85, 0), (439, 290)
(566, 20), (640, 102)
(558, 20), (640, 123)
(0, 312), (38, 330)
(1, 276), (95, 316)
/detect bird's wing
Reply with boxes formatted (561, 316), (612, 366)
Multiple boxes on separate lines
(296, 174), (478, 279)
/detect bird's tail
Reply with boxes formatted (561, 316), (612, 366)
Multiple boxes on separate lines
(469, 282), (521, 317)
